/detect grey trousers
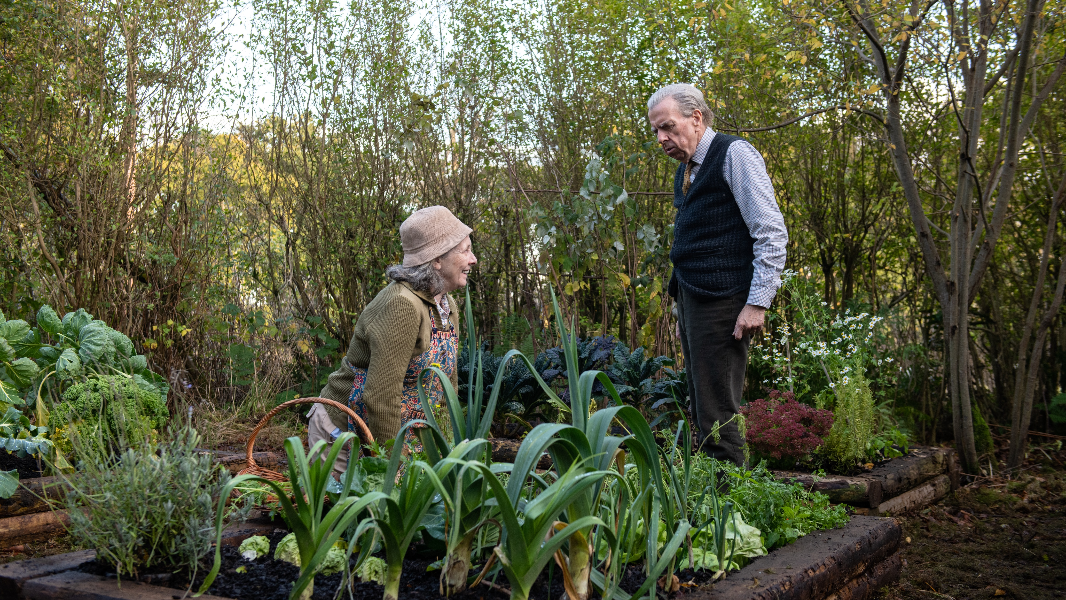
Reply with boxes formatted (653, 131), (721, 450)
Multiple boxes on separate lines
(676, 287), (750, 467)
(307, 403), (349, 477)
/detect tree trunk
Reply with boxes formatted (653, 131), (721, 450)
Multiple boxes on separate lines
(1008, 175), (1066, 468)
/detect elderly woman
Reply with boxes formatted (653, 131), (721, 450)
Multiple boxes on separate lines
(307, 206), (477, 472)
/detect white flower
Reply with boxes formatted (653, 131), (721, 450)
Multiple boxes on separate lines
(829, 382), (836, 388)
(842, 376), (850, 385)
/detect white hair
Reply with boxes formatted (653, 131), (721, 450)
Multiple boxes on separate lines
(647, 84), (713, 124)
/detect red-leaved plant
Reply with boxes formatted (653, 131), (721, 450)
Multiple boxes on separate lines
(740, 390), (834, 463)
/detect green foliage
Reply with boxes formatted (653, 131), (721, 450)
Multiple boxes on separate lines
(274, 532), (301, 565)
(605, 343), (674, 407)
(356, 556), (388, 584)
(717, 461), (849, 550)
(0, 468), (17, 498)
(0, 305), (168, 471)
(0, 405), (52, 458)
(54, 375), (168, 451)
(818, 373), (877, 471)
(61, 425), (240, 579)
(204, 432), (386, 600)
(1051, 394), (1066, 425)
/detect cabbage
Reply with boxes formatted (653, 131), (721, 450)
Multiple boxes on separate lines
(357, 556), (387, 584)
(274, 533), (301, 566)
(273, 532), (348, 576)
(239, 535), (270, 560)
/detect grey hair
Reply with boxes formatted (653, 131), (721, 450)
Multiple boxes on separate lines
(647, 83), (713, 125)
(386, 262), (447, 295)
(386, 242), (464, 295)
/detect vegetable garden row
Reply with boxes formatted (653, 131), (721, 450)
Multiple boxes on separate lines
(0, 291), (948, 599)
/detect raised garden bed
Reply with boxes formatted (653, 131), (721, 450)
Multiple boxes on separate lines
(0, 445), (953, 552)
(0, 516), (901, 600)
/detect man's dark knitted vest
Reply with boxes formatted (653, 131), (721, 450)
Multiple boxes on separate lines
(668, 133), (756, 300)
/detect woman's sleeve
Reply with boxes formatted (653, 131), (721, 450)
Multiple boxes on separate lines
(361, 296), (421, 444)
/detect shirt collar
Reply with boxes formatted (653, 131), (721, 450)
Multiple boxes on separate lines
(691, 127), (716, 166)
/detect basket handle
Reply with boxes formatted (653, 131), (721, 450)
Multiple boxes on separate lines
(245, 397), (377, 469)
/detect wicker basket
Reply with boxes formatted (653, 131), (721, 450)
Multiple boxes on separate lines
(237, 397), (376, 484)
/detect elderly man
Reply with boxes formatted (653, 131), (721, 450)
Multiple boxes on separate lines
(647, 83), (787, 467)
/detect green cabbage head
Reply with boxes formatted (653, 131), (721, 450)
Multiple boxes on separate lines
(238, 535), (270, 560)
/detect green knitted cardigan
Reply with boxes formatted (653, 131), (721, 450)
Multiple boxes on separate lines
(317, 281), (459, 444)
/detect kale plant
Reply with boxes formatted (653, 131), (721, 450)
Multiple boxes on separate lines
(605, 342), (674, 407)
(541, 335), (616, 403)
(647, 367), (687, 411)
(457, 343), (555, 424)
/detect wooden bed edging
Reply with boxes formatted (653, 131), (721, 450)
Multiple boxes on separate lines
(23, 570), (232, 600)
(0, 549), (95, 599)
(685, 516), (902, 600)
(772, 446), (958, 509)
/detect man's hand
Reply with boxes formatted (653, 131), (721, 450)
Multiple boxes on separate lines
(733, 304), (766, 340)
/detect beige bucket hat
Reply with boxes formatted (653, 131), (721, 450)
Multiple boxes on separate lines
(399, 206), (473, 267)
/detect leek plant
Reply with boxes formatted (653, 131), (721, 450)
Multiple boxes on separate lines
(541, 288), (689, 600)
(352, 425), (484, 600)
(695, 460), (740, 578)
(198, 433), (386, 600)
(416, 288), (536, 595)
(469, 427), (616, 600)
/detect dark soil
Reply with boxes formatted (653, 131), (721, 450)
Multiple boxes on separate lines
(75, 528), (717, 600)
(881, 439), (1066, 600)
(0, 450), (45, 478)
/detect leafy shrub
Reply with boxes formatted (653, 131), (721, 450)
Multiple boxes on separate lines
(740, 390), (833, 464)
(53, 375), (168, 452)
(818, 373), (876, 470)
(721, 461), (850, 549)
(62, 425), (243, 579)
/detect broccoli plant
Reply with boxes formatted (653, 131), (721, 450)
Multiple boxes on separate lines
(0, 305), (168, 411)
(52, 375), (169, 453)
